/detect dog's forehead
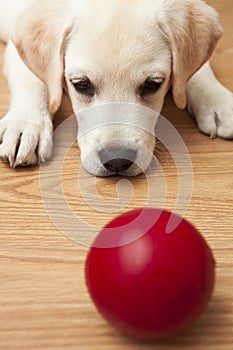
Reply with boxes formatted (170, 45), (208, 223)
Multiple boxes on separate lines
(66, 4), (169, 79)
(74, 0), (165, 30)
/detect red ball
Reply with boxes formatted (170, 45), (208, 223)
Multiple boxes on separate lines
(85, 208), (215, 340)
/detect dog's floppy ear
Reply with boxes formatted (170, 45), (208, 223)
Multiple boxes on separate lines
(12, 1), (73, 114)
(158, 0), (222, 109)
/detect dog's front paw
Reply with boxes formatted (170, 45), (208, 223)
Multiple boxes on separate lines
(187, 84), (233, 139)
(0, 109), (53, 167)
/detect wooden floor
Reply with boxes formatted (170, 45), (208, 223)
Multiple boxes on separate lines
(0, 1), (232, 349)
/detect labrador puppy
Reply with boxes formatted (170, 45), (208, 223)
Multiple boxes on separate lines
(0, 0), (232, 176)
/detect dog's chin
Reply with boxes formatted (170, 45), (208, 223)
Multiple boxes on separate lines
(87, 164), (144, 178)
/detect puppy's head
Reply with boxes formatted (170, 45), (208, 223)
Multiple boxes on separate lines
(13, 0), (222, 176)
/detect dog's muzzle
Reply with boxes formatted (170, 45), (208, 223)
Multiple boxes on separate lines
(76, 103), (159, 177)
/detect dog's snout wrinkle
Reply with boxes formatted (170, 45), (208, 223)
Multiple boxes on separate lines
(98, 148), (137, 174)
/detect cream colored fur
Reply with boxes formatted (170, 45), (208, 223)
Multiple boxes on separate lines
(0, 0), (232, 176)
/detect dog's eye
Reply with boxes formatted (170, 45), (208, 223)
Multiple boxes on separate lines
(71, 77), (95, 97)
(139, 78), (164, 97)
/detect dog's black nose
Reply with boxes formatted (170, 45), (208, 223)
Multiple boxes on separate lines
(99, 148), (137, 173)
(103, 158), (134, 172)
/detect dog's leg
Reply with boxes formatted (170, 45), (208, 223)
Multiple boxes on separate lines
(0, 41), (53, 167)
(186, 61), (233, 139)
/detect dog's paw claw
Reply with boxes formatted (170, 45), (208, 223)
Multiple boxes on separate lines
(0, 111), (53, 167)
